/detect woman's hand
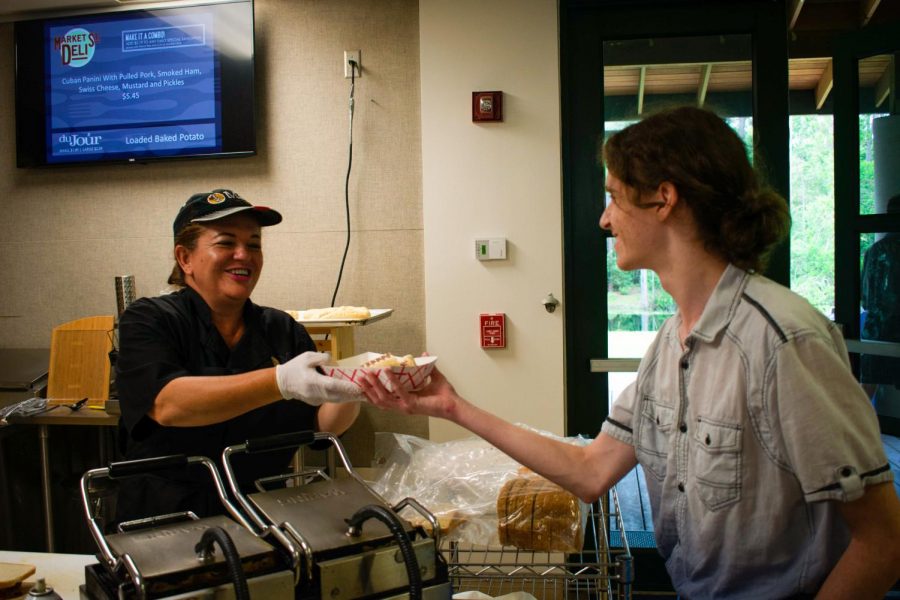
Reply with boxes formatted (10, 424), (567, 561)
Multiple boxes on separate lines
(275, 351), (362, 405)
(359, 366), (459, 420)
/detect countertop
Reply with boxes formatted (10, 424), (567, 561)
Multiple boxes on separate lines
(0, 550), (95, 599)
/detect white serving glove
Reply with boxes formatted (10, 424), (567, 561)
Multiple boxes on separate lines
(275, 351), (362, 406)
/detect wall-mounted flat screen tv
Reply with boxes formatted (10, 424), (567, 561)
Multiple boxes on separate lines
(14, 0), (255, 167)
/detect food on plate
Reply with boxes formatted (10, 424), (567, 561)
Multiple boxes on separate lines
(496, 472), (585, 553)
(292, 306), (372, 321)
(360, 353), (416, 368)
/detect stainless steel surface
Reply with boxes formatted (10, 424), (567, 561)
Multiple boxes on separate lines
(39, 424), (54, 552)
(248, 477), (401, 551)
(224, 432), (449, 596)
(319, 537), (436, 599)
(114, 275), (136, 317)
(161, 569), (295, 599)
(382, 582), (452, 600)
(0, 348), (49, 392)
(104, 515), (277, 581)
(81, 455), (258, 573)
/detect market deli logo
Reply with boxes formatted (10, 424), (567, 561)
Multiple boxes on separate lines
(58, 132), (103, 148)
(54, 28), (100, 67)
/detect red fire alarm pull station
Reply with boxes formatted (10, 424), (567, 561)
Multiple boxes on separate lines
(472, 91), (502, 122)
(480, 313), (506, 348)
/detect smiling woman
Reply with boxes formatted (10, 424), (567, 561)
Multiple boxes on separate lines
(176, 216), (264, 319)
(112, 188), (363, 524)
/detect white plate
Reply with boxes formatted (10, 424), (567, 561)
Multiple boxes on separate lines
(292, 308), (393, 325)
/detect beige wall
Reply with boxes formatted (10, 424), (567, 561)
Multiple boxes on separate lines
(420, 0), (565, 441)
(0, 0), (567, 456)
(0, 0), (428, 464)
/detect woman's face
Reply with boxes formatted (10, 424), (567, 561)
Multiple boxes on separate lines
(177, 212), (263, 308)
(600, 172), (664, 272)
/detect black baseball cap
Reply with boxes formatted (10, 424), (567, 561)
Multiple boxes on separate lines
(173, 189), (283, 236)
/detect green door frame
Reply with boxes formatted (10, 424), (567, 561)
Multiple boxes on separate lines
(833, 19), (900, 435)
(559, 0), (790, 437)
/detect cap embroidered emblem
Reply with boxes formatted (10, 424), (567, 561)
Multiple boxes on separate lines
(207, 192), (226, 204)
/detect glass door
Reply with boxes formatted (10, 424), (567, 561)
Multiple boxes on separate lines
(833, 21), (900, 436)
(601, 33), (755, 409)
(560, 1), (789, 436)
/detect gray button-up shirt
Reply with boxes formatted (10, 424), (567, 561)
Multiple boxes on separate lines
(602, 264), (892, 599)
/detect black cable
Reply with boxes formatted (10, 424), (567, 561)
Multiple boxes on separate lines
(330, 60), (357, 308)
(194, 526), (250, 600)
(346, 504), (422, 599)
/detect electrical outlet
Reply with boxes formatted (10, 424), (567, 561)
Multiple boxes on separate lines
(344, 50), (361, 78)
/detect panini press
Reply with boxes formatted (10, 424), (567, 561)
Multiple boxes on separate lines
(221, 431), (451, 600)
(78, 454), (295, 599)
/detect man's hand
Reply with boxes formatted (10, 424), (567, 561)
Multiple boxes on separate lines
(359, 365), (458, 419)
(275, 351), (362, 406)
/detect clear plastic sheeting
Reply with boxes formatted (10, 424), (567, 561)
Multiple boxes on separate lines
(370, 430), (633, 599)
(371, 427), (589, 547)
(0, 396), (48, 424)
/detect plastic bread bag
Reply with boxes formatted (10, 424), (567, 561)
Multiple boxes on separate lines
(496, 467), (588, 553)
(371, 426), (591, 549)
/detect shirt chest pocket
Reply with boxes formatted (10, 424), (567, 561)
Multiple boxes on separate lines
(691, 417), (742, 510)
(636, 398), (674, 481)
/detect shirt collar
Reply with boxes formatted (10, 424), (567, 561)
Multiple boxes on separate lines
(686, 263), (750, 343)
(182, 285), (213, 327)
(181, 285), (258, 328)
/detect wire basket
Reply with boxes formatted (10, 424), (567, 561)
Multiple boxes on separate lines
(441, 486), (633, 600)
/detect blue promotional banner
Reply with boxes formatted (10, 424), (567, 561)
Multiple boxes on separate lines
(45, 11), (220, 162)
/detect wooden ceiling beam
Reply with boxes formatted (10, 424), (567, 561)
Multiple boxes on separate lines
(874, 57), (893, 108)
(788, 0), (805, 30)
(861, 0), (882, 27)
(637, 66), (647, 115)
(698, 63), (713, 107)
(815, 59), (833, 110)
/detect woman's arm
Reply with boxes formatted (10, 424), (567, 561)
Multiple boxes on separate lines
(150, 354), (362, 428)
(150, 368), (282, 426)
(360, 367), (636, 502)
(316, 401), (361, 437)
(816, 481), (900, 599)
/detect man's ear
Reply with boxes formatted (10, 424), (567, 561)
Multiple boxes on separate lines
(656, 181), (679, 220)
(175, 245), (193, 276)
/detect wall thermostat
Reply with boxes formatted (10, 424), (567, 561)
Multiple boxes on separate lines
(475, 238), (507, 260)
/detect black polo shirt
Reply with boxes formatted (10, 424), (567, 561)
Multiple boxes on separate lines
(115, 286), (319, 522)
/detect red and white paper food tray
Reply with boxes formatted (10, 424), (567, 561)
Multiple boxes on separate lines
(323, 352), (438, 392)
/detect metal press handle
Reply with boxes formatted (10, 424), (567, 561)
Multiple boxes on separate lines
(108, 454), (188, 478)
(221, 431), (357, 531)
(80, 455), (256, 572)
(243, 430), (317, 453)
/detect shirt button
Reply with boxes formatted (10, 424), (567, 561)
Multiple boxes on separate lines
(677, 482), (685, 492)
(680, 359), (689, 369)
(679, 423), (687, 433)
